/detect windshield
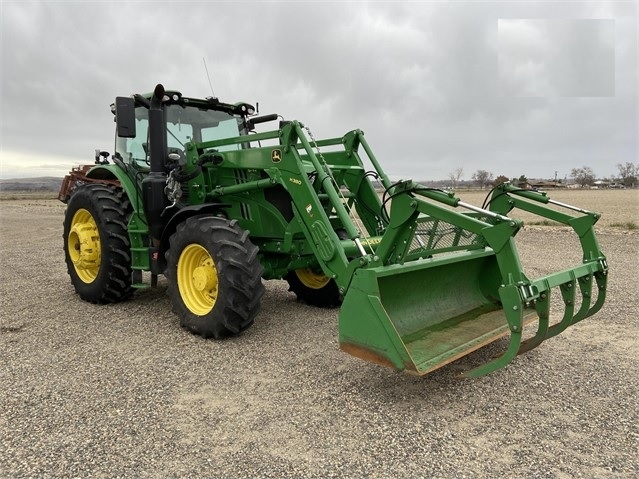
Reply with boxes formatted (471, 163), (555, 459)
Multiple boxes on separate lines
(115, 105), (242, 167)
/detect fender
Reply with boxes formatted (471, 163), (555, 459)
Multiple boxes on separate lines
(157, 203), (230, 271)
(86, 164), (140, 213)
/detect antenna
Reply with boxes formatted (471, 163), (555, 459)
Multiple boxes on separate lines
(203, 57), (216, 98)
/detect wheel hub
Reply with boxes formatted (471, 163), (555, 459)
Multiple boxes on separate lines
(69, 223), (100, 268)
(192, 263), (217, 292)
(68, 209), (101, 283)
(177, 244), (219, 315)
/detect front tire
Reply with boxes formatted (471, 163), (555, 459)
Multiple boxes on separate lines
(165, 216), (265, 338)
(285, 269), (342, 308)
(63, 184), (133, 303)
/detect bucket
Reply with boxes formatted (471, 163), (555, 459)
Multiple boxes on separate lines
(339, 249), (537, 375)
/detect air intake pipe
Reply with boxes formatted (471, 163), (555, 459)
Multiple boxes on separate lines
(142, 84), (169, 241)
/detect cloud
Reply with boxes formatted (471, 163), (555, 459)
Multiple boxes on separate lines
(498, 19), (615, 97)
(1, 1), (636, 181)
(0, 149), (84, 178)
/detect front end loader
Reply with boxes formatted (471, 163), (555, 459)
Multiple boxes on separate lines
(60, 84), (608, 377)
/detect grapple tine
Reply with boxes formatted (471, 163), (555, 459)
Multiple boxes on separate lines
(571, 273), (594, 324)
(517, 284), (550, 355)
(546, 272), (577, 340)
(462, 330), (523, 378)
(462, 284), (524, 378)
(575, 270), (607, 324)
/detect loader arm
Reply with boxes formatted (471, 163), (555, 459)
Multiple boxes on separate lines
(168, 121), (609, 377)
(195, 123), (609, 378)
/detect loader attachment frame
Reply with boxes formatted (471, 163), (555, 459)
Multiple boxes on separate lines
(336, 180), (607, 377)
(210, 122), (608, 377)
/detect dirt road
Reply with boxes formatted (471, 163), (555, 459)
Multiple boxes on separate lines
(1, 199), (637, 478)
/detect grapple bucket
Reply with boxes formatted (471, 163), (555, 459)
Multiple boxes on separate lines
(339, 251), (534, 376)
(337, 184), (608, 377)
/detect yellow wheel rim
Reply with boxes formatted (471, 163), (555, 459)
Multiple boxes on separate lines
(177, 244), (218, 315)
(68, 208), (101, 283)
(295, 268), (331, 289)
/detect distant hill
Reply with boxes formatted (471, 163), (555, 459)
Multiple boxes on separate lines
(0, 177), (62, 192)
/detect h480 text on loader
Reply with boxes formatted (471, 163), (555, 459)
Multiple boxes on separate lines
(60, 84), (608, 377)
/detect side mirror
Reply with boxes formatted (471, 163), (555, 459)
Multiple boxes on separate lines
(115, 96), (136, 138)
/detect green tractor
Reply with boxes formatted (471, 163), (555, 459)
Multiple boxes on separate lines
(60, 84), (608, 377)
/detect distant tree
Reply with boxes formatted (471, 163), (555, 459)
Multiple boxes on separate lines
(570, 166), (596, 187)
(492, 175), (510, 186)
(471, 170), (494, 190)
(447, 167), (464, 189)
(518, 174), (528, 184)
(616, 162), (638, 187)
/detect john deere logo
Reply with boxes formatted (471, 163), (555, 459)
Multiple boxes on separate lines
(271, 149), (282, 163)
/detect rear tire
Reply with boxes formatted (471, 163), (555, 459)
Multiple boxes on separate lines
(165, 216), (265, 338)
(63, 184), (133, 303)
(285, 269), (342, 308)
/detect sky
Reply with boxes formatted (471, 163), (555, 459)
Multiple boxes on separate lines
(0, 0), (637, 182)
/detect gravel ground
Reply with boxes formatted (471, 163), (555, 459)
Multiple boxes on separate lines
(1, 199), (637, 478)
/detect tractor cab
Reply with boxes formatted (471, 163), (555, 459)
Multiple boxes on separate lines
(112, 92), (251, 171)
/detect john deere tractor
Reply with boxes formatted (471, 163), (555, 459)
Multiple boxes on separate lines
(60, 84), (608, 377)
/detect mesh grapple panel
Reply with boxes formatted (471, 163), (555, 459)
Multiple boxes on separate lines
(408, 215), (490, 257)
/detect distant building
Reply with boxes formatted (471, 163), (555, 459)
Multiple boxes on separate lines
(529, 180), (561, 189)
